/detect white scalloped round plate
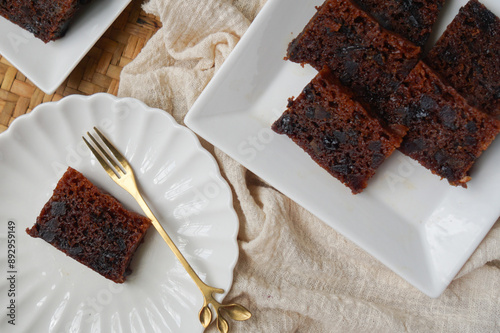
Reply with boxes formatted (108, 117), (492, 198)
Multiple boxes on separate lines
(0, 93), (239, 332)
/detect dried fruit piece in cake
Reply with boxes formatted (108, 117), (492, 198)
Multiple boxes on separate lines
(426, 0), (500, 118)
(286, 0), (421, 112)
(272, 67), (404, 194)
(26, 167), (151, 283)
(0, 0), (92, 43)
(353, 0), (445, 47)
(382, 61), (500, 187)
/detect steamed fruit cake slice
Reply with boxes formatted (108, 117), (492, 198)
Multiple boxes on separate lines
(272, 67), (404, 194)
(286, 0), (421, 113)
(352, 0), (445, 47)
(26, 167), (151, 283)
(0, 0), (92, 43)
(425, 0), (500, 119)
(382, 61), (500, 187)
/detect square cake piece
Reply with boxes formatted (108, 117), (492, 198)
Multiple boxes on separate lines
(0, 0), (92, 43)
(286, 0), (421, 112)
(425, 0), (500, 118)
(272, 67), (405, 194)
(382, 61), (500, 187)
(26, 167), (151, 283)
(353, 0), (445, 47)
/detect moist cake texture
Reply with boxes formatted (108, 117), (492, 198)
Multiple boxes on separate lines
(382, 61), (500, 186)
(0, 0), (92, 43)
(272, 67), (404, 194)
(353, 0), (445, 46)
(26, 167), (151, 283)
(425, 0), (500, 118)
(286, 0), (421, 113)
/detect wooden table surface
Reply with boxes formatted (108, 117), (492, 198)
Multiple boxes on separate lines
(0, 0), (161, 134)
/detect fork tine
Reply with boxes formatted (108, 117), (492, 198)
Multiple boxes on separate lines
(83, 136), (120, 179)
(87, 131), (124, 175)
(93, 127), (129, 169)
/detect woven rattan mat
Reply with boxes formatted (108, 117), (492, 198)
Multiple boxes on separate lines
(0, 0), (161, 133)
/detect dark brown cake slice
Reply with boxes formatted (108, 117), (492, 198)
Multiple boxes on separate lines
(286, 0), (421, 113)
(272, 67), (405, 194)
(382, 61), (500, 187)
(352, 0), (445, 46)
(26, 167), (151, 283)
(426, 0), (500, 118)
(0, 0), (92, 43)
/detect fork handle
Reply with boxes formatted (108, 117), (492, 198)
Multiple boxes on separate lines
(130, 190), (216, 293)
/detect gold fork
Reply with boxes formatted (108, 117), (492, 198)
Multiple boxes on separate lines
(83, 127), (251, 333)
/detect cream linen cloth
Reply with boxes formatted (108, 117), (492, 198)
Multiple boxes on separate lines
(118, 0), (500, 331)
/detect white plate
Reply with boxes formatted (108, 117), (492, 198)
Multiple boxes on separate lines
(0, 0), (131, 94)
(185, 0), (500, 298)
(0, 93), (239, 332)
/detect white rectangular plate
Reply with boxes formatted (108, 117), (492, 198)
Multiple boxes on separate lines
(185, 0), (500, 297)
(0, 0), (131, 94)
